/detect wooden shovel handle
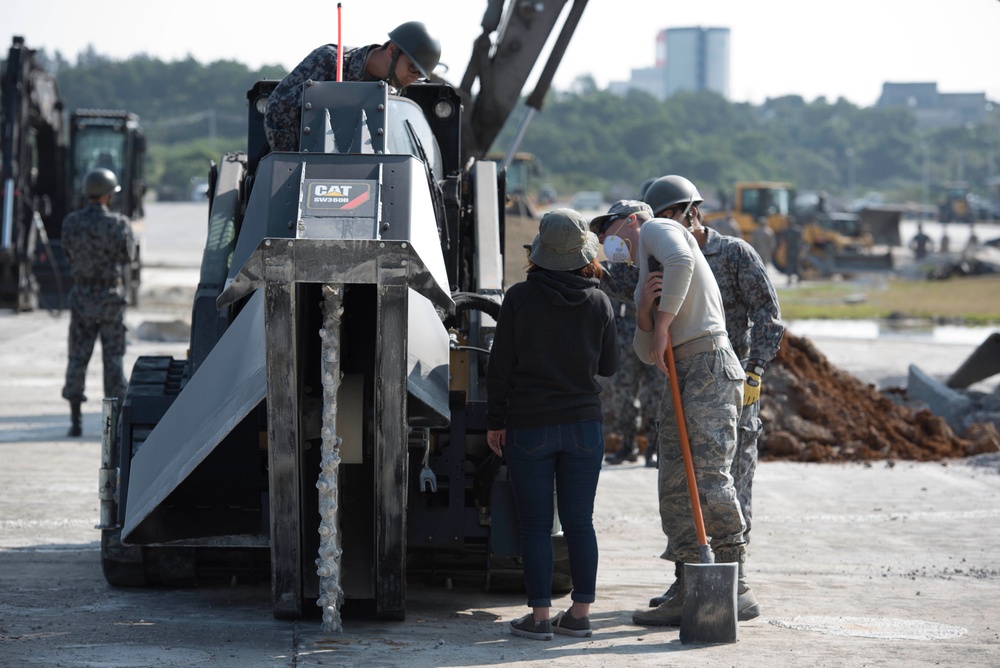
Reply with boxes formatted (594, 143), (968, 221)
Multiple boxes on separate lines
(664, 335), (709, 549)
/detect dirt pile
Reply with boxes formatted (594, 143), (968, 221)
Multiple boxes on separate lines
(761, 332), (999, 463)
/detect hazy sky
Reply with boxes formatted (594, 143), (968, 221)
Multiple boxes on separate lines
(6, 0), (999, 107)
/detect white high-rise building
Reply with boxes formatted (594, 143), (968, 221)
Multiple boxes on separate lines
(663, 27), (730, 99)
(608, 26), (730, 101)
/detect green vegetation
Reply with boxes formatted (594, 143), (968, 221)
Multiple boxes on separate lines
(39, 47), (285, 198)
(506, 83), (998, 208)
(26, 48), (1000, 207)
(776, 274), (1000, 324)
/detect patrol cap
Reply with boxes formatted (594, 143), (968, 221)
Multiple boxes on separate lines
(590, 199), (653, 234)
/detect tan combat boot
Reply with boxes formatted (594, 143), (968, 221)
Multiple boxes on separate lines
(736, 562), (761, 621)
(633, 565), (683, 626)
(716, 549), (761, 621)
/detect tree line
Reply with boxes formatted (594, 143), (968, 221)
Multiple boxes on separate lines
(37, 46), (284, 199)
(507, 76), (998, 211)
(30, 49), (999, 207)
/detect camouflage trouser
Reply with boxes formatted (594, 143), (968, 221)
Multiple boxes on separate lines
(600, 315), (665, 448)
(62, 301), (127, 403)
(657, 348), (746, 564)
(733, 400), (762, 544)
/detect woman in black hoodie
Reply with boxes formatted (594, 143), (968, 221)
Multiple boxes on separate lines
(487, 208), (619, 640)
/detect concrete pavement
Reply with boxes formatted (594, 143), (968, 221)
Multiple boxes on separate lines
(1, 203), (998, 666)
(1, 418), (998, 666)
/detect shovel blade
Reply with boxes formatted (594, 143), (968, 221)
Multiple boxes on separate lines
(680, 562), (738, 644)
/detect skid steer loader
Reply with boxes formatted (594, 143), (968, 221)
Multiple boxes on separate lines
(98, 0), (590, 630)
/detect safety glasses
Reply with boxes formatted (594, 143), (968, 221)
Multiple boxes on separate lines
(597, 216), (621, 235)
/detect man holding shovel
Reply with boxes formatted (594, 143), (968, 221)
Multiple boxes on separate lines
(644, 176), (783, 624)
(599, 174), (749, 629)
(598, 180), (781, 624)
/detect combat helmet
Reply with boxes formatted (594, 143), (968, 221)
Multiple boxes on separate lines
(82, 168), (122, 198)
(388, 21), (441, 78)
(642, 175), (703, 217)
(638, 177), (656, 200)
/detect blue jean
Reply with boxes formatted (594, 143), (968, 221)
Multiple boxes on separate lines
(504, 420), (604, 608)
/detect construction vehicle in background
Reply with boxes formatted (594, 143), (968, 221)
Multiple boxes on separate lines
(0, 36), (66, 311)
(487, 150), (542, 217)
(793, 208), (895, 276)
(67, 110), (146, 221)
(938, 182), (975, 223)
(705, 181), (897, 278)
(98, 0), (589, 627)
(0, 36), (145, 312)
(705, 181), (796, 239)
(34, 109), (146, 308)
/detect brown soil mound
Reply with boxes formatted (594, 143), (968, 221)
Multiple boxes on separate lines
(761, 332), (999, 463)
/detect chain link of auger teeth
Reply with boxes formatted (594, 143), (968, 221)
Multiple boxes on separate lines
(316, 284), (345, 633)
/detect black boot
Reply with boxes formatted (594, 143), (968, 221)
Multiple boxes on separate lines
(605, 443), (638, 465)
(648, 560), (683, 607)
(644, 420), (659, 467)
(644, 441), (657, 467)
(68, 400), (82, 437)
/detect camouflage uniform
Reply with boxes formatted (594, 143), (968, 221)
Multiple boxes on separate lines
(656, 347), (745, 562)
(264, 43), (379, 152)
(599, 262), (665, 456)
(631, 218), (747, 565)
(701, 226), (783, 543)
(61, 202), (135, 403)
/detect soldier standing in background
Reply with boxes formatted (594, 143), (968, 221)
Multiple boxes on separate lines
(61, 168), (136, 437)
(782, 216), (804, 284)
(591, 201), (665, 467)
(750, 217), (777, 268)
(909, 223), (933, 259)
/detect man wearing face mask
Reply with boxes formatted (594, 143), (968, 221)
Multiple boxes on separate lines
(264, 21), (441, 152)
(591, 201), (665, 467)
(598, 175), (750, 627)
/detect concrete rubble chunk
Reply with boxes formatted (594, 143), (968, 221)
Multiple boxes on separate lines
(906, 364), (975, 431)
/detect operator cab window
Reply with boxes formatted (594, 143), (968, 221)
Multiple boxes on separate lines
(385, 97), (444, 183)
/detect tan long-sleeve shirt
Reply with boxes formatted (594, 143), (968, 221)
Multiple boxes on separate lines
(632, 218), (728, 364)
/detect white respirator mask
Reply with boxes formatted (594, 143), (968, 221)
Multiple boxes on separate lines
(602, 216), (633, 264)
(603, 235), (632, 264)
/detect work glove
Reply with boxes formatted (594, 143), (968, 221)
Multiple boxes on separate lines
(743, 371), (761, 406)
(743, 359), (765, 407)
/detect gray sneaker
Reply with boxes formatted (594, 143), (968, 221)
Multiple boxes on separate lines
(510, 614), (553, 640)
(552, 610), (592, 637)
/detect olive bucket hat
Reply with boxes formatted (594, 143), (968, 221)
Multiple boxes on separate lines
(529, 208), (599, 271)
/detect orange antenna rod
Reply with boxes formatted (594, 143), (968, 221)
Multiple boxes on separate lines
(336, 3), (343, 82)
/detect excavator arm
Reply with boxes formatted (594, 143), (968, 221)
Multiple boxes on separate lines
(0, 36), (68, 311)
(458, 0), (588, 163)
